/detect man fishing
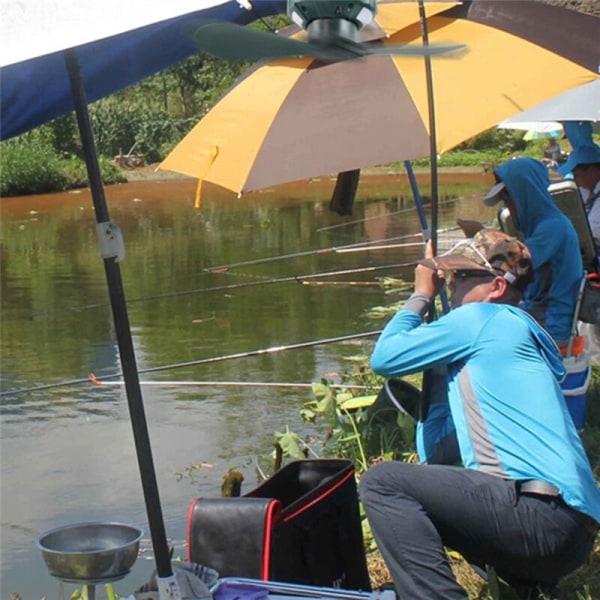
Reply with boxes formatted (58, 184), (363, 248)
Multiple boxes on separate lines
(483, 157), (583, 348)
(359, 230), (600, 599)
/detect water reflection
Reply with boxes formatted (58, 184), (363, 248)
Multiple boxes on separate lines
(0, 174), (495, 598)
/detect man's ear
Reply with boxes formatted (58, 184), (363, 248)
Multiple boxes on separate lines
(488, 276), (508, 301)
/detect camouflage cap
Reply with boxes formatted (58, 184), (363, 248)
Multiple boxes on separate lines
(419, 229), (533, 290)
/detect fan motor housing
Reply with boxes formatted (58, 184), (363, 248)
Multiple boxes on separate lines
(287, 0), (377, 29)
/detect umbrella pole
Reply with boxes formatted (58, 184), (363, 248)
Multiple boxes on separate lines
(418, 0), (439, 254)
(417, 1), (442, 426)
(404, 160), (449, 313)
(404, 160), (430, 241)
(64, 50), (178, 596)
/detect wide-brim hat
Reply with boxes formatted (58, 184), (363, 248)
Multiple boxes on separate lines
(557, 144), (600, 176)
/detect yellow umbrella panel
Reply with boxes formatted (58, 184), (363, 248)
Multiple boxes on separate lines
(384, 16), (599, 154)
(160, 3), (599, 198)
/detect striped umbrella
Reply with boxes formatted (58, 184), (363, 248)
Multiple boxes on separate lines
(160, 1), (599, 199)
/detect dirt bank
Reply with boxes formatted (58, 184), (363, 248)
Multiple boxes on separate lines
(120, 163), (487, 184)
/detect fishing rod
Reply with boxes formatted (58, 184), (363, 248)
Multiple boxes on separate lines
(2, 260), (418, 323)
(300, 280), (411, 288)
(316, 207), (417, 233)
(0, 330), (382, 397)
(315, 195), (479, 233)
(89, 375), (373, 390)
(7, 225), (473, 324)
(203, 231), (437, 273)
(334, 241), (424, 254)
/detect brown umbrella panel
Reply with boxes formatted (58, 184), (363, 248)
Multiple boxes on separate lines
(159, 2), (599, 197)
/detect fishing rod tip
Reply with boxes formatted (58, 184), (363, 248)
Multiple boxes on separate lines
(88, 373), (101, 385)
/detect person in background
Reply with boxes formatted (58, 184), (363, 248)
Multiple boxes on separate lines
(543, 137), (563, 164)
(557, 144), (600, 252)
(360, 231), (600, 599)
(483, 157), (583, 347)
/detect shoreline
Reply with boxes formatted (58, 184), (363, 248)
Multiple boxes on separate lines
(120, 163), (489, 183)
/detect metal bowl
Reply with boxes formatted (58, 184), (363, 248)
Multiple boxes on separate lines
(36, 521), (143, 583)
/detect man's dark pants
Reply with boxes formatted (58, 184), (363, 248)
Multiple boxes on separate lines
(359, 462), (596, 599)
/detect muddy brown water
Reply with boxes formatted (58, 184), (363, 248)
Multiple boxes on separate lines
(0, 174), (495, 598)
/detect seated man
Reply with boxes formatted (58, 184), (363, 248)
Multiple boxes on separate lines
(359, 230), (600, 599)
(557, 144), (600, 253)
(483, 157), (583, 347)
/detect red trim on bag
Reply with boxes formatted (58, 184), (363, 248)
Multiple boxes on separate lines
(261, 499), (283, 580)
(282, 468), (353, 523)
(186, 498), (200, 562)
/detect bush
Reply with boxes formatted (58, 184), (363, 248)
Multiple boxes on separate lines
(0, 129), (126, 197)
(0, 133), (68, 196)
(89, 99), (195, 163)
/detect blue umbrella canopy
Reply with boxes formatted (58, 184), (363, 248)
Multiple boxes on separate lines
(0, 0), (287, 140)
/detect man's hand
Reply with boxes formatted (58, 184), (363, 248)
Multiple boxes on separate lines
(415, 241), (445, 297)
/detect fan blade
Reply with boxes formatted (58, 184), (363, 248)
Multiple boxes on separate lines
(328, 37), (466, 58)
(193, 22), (350, 62)
(367, 43), (467, 57)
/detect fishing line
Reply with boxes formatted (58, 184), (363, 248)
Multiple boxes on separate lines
(203, 232), (432, 273)
(89, 376), (374, 390)
(334, 241), (424, 254)
(1, 330), (382, 397)
(300, 280), (412, 288)
(316, 193), (484, 232)
(3, 261), (418, 322)
(5, 223), (476, 322)
(316, 206), (419, 232)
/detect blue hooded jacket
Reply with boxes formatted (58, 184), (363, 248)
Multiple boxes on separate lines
(495, 157), (583, 342)
(371, 300), (600, 523)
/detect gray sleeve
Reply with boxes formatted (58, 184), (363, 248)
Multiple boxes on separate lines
(403, 292), (432, 318)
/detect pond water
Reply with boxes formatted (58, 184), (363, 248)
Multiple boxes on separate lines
(0, 172), (495, 599)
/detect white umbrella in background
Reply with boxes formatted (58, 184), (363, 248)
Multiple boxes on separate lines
(497, 120), (564, 140)
(498, 79), (600, 126)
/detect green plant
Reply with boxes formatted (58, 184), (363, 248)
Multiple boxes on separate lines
(272, 376), (417, 473)
(0, 125), (126, 196)
(1, 132), (68, 195)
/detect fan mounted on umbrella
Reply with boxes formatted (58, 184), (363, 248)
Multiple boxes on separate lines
(193, 0), (464, 62)
(192, 0), (464, 215)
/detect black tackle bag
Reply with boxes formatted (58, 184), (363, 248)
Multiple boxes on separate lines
(187, 458), (371, 591)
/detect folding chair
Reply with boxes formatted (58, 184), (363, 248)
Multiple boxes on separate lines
(548, 180), (598, 273)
